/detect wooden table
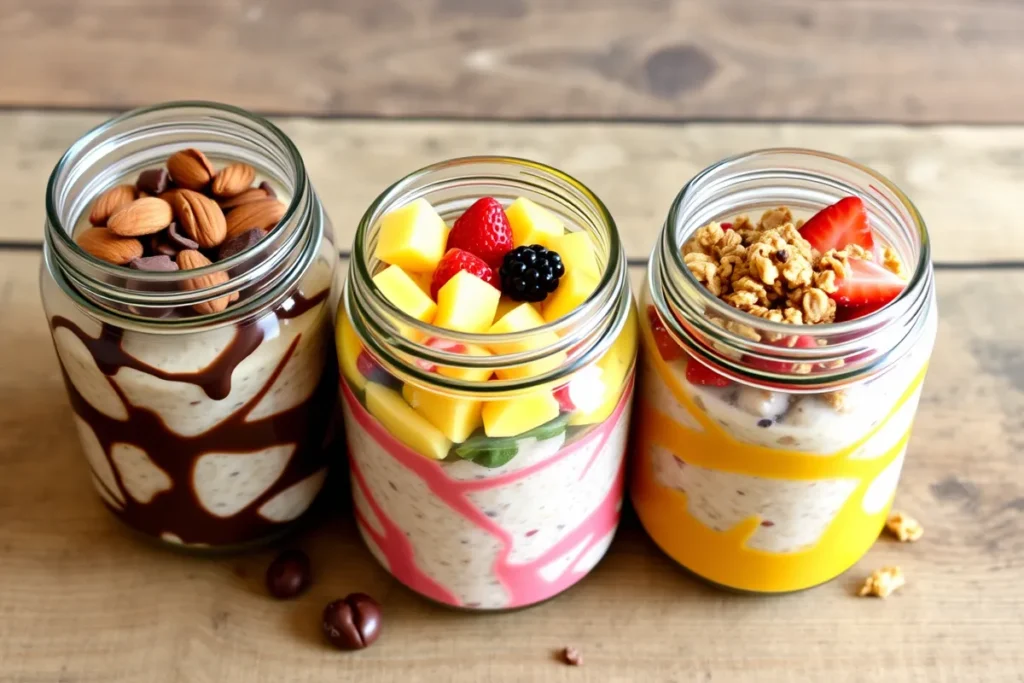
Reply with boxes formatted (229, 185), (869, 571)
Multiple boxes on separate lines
(2, 2), (1023, 681)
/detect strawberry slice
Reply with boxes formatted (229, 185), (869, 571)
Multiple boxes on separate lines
(554, 384), (575, 412)
(832, 258), (906, 309)
(414, 337), (469, 372)
(685, 360), (730, 387)
(430, 248), (498, 299)
(645, 305), (684, 362)
(447, 197), (514, 268)
(799, 196), (874, 253)
(746, 335), (817, 373)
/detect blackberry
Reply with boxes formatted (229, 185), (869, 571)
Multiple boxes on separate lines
(499, 245), (565, 302)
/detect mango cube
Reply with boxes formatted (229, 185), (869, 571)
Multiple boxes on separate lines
(373, 265), (437, 324)
(402, 383), (483, 443)
(433, 271), (501, 333)
(505, 197), (564, 248)
(542, 269), (599, 323)
(410, 270), (434, 297)
(336, 311), (367, 391)
(494, 296), (540, 325)
(487, 303), (566, 380)
(482, 392), (561, 437)
(435, 343), (494, 383)
(569, 304), (638, 426)
(375, 198), (449, 272)
(551, 231), (600, 280)
(365, 382), (451, 460)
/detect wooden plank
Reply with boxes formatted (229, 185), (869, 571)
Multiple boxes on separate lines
(3, 111), (1024, 263)
(2, 0), (1023, 123)
(1, 250), (1021, 682)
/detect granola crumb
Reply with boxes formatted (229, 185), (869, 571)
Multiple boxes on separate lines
(858, 566), (905, 598)
(885, 510), (924, 542)
(823, 390), (850, 412)
(882, 244), (908, 279)
(561, 646), (583, 666)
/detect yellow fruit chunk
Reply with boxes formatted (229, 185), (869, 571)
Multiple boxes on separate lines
(505, 197), (564, 249)
(410, 270), (434, 297)
(487, 303), (566, 380)
(482, 392), (561, 437)
(542, 269), (600, 323)
(435, 343), (494, 382)
(365, 383), (451, 460)
(551, 231), (600, 280)
(569, 303), (638, 426)
(374, 198), (449, 272)
(336, 311), (367, 391)
(494, 296), (540, 325)
(402, 383), (483, 443)
(373, 265), (437, 324)
(433, 271), (501, 333)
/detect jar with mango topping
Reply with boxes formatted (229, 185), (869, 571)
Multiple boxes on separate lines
(632, 149), (937, 593)
(337, 157), (637, 610)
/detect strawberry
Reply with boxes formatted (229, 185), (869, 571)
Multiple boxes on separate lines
(832, 258), (906, 309)
(685, 360), (730, 387)
(746, 335), (817, 373)
(430, 248), (499, 299)
(447, 197), (514, 268)
(414, 337), (469, 372)
(554, 385), (575, 412)
(798, 196), (874, 253)
(646, 305), (684, 362)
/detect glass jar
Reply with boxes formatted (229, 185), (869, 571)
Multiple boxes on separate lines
(337, 157), (637, 610)
(632, 149), (937, 593)
(40, 102), (339, 551)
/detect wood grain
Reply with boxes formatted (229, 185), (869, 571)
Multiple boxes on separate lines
(0, 0), (1022, 122)
(1, 250), (1021, 682)
(4, 112), (1024, 262)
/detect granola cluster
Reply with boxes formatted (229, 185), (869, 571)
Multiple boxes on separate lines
(885, 510), (924, 542)
(682, 207), (904, 328)
(858, 565), (905, 598)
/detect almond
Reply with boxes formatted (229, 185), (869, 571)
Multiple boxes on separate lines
(107, 197), (173, 237)
(219, 187), (269, 210)
(167, 148), (215, 191)
(211, 162), (256, 197)
(176, 249), (233, 315)
(88, 184), (137, 226)
(225, 199), (287, 240)
(76, 227), (144, 264)
(172, 190), (227, 248)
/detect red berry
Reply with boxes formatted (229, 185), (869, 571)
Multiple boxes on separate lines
(685, 360), (730, 387)
(447, 197), (514, 268)
(356, 351), (380, 378)
(720, 222), (733, 231)
(799, 196), (875, 254)
(832, 258), (906, 309)
(645, 305), (684, 362)
(430, 248), (498, 299)
(554, 385), (575, 412)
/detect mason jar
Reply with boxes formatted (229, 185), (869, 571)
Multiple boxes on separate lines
(40, 102), (338, 551)
(631, 149), (937, 593)
(338, 157), (637, 610)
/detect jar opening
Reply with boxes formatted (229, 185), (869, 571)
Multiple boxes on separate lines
(43, 101), (321, 331)
(651, 148), (935, 391)
(346, 156), (632, 398)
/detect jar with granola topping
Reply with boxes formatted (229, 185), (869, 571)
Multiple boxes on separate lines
(632, 149), (937, 593)
(40, 103), (338, 551)
(337, 157), (636, 610)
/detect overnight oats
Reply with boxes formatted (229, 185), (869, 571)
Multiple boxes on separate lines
(338, 157), (637, 610)
(632, 149), (937, 593)
(40, 103), (338, 550)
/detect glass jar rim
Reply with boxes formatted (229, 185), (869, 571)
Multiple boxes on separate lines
(345, 155), (633, 397)
(650, 147), (935, 390)
(43, 101), (321, 331)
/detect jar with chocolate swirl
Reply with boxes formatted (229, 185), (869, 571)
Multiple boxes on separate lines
(40, 102), (338, 551)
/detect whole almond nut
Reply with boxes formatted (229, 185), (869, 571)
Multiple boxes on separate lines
(88, 184), (137, 226)
(219, 187), (269, 210)
(176, 249), (233, 315)
(76, 227), (144, 264)
(225, 199), (287, 240)
(107, 197), (174, 237)
(173, 190), (227, 248)
(167, 148), (215, 191)
(211, 162), (256, 197)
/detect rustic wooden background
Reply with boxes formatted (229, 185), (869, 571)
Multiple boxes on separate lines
(0, 1), (1022, 682)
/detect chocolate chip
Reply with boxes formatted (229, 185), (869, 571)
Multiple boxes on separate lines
(265, 549), (312, 599)
(258, 180), (277, 199)
(757, 418), (773, 428)
(322, 593), (382, 650)
(129, 255), (179, 271)
(218, 228), (266, 261)
(561, 646), (583, 666)
(775, 249), (789, 262)
(136, 168), (171, 195)
(167, 222), (199, 250)
(149, 233), (178, 257)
